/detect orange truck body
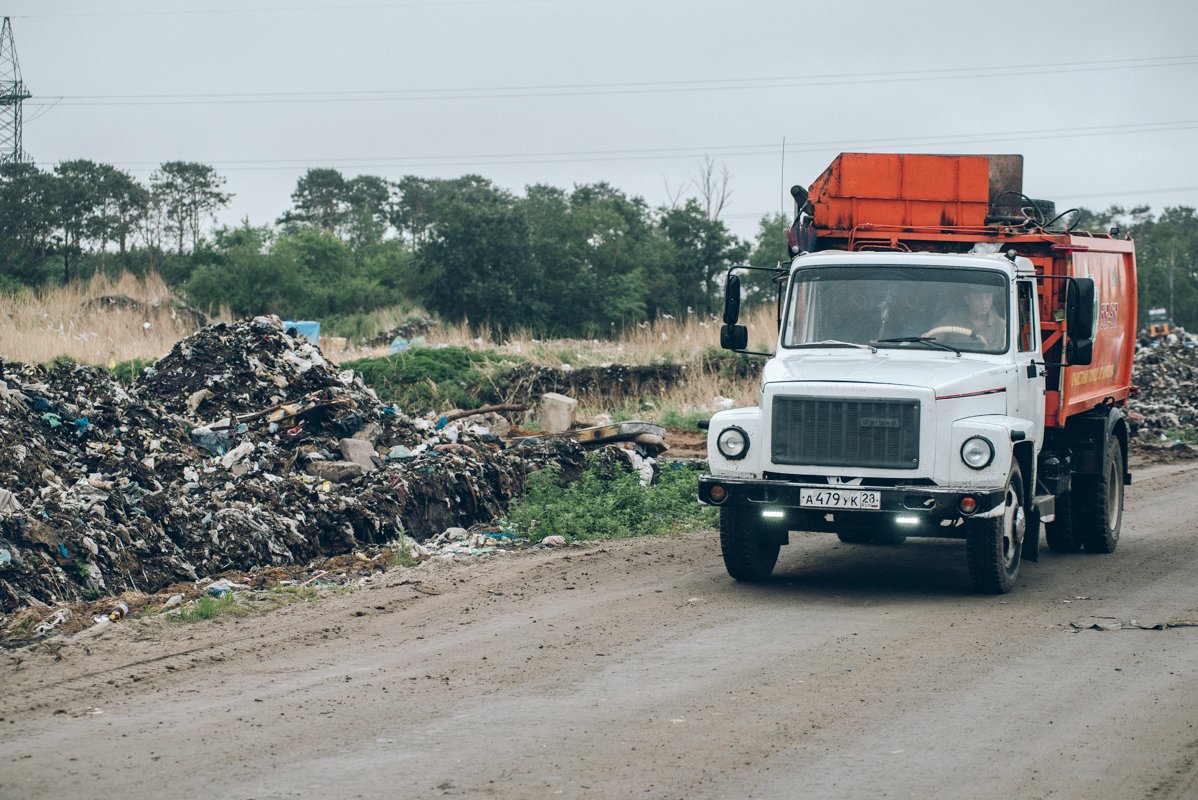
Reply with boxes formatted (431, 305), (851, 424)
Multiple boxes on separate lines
(801, 152), (1137, 429)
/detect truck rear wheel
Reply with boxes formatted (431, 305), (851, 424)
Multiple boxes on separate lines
(966, 465), (1024, 594)
(720, 507), (781, 582)
(1076, 438), (1124, 554)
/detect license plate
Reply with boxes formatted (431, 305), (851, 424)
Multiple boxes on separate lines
(799, 488), (881, 510)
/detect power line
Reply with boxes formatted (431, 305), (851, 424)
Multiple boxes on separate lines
(26, 54), (1198, 106)
(42, 119), (1198, 172)
(12, 0), (557, 20)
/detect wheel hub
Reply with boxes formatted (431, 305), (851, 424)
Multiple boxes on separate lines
(1002, 493), (1025, 570)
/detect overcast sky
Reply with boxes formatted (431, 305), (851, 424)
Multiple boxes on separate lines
(5, 0), (1198, 241)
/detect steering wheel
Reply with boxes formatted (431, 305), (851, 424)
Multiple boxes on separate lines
(921, 325), (988, 347)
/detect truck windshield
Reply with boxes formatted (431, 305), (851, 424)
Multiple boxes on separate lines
(782, 266), (1009, 354)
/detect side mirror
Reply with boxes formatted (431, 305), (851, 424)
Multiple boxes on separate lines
(1066, 278), (1096, 339)
(1065, 277), (1096, 365)
(790, 184), (809, 216)
(1066, 338), (1093, 365)
(723, 273), (742, 325)
(721, 324), (748, 350)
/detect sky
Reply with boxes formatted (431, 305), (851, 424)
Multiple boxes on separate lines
(5, 0), (1198, 242)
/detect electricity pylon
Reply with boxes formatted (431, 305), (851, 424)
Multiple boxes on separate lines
(0, 17), (32, 165)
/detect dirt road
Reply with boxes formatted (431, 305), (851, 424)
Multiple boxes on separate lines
(3, 461), (1197, 800)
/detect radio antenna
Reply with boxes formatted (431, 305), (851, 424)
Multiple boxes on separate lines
(779, 136), (787, 220)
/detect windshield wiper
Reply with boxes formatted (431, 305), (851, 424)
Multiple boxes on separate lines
(794, 339), (877, 353)
(872, 336), (962, 356)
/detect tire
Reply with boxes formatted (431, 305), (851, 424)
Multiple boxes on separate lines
(1045, 488), (1083, 553)
(1076, 437), (1124, 554)
(966, 464), (1025, 594)
(720, 507), (781, 582)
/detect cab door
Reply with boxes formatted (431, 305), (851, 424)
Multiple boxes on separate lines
(1011, 279), (1045, 442)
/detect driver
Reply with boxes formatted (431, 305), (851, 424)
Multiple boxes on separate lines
(934, 285), (1006, 348)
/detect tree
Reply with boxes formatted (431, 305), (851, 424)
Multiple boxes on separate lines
(413, 178), (533, 335)
(92, 164), (148, 264)
(344, 174), (392, 249)
(392, 174), (493, 245)
(0, 162), (57, 284)
(150, 161), (232, 254)
(658, 199), (748, 317)
(743, 212), (790, 307)
(185, 223), (302, 317)
(280, 168), (348, 233)
(52, 159), (108, 283)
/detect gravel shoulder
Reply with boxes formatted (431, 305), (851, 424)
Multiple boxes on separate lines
(2, 462), (1197, 800)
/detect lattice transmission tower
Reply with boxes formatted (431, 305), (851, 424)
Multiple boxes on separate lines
(0, 17), (32, 165)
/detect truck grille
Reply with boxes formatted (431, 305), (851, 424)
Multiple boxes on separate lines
(771, 397), (920, 469)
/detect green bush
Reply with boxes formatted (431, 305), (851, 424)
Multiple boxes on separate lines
(344, 346), (521, 413)
(506, 457), (716, 542)
(173, 592), (247, 622)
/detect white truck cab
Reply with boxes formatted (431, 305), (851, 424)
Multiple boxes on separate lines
(700, 251), (1050, 593)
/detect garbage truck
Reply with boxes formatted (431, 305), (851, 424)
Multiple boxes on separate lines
(699, 153), (1137, 593)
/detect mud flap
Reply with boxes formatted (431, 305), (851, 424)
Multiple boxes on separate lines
(1022, 505), (1041, 562)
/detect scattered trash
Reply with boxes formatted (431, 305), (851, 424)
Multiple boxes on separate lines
(108, 601), (129, 621)
(541, 535), (568, 548)
(1130, 341), (1198, 445)
(33, 608), (70, 636)
(1068, 616), (1198, 632)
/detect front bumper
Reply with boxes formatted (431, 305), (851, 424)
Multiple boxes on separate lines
(698, 475), (1006, 535)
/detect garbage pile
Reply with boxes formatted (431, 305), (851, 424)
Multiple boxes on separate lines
(0, 316), (586, 614)
(1130, 341), (1198, 442)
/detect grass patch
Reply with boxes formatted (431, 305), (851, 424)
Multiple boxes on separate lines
(658, 406), (713, 430)
(506, 456), (716, 542)
(104, 358), (155, 386)
(343, 346), (522, 413)
(172, 592), (248, 622)
(1160, 426), (1198, 445)
(390, 542), (420, 568)
(270, 585), (319, 602)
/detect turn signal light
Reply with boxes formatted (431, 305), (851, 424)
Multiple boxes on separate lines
(709, 484), (727, 504)
(959, 496), (978, 515)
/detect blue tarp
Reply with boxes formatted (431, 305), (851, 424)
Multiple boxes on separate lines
(283, 320), (320, 344)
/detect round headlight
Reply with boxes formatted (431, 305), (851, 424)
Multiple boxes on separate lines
(716, 426), (749, 460)
(960, 436), (995, 469)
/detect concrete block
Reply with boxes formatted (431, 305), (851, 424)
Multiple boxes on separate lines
(539, 392), (577, 434)
(338, 437), (380, 473)
(304, 460), (365, 483)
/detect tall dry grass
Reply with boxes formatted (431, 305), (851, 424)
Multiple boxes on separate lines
(426, 307), (778, 420)
(0, 272), (231, 366)
(345, 304), (780, 365)
(0, 274), (772, 422)
(338, 306), (777, 420)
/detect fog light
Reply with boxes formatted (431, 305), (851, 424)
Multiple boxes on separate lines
(708, 484), (727, 504)
(959, 496), (978, 515)
(762, 509), (784, 519)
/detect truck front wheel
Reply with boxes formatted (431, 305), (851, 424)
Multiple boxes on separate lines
(1077, 437), (1124, 554)
(966, 465), (1025, 594)
(720, 507), (781, 582)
